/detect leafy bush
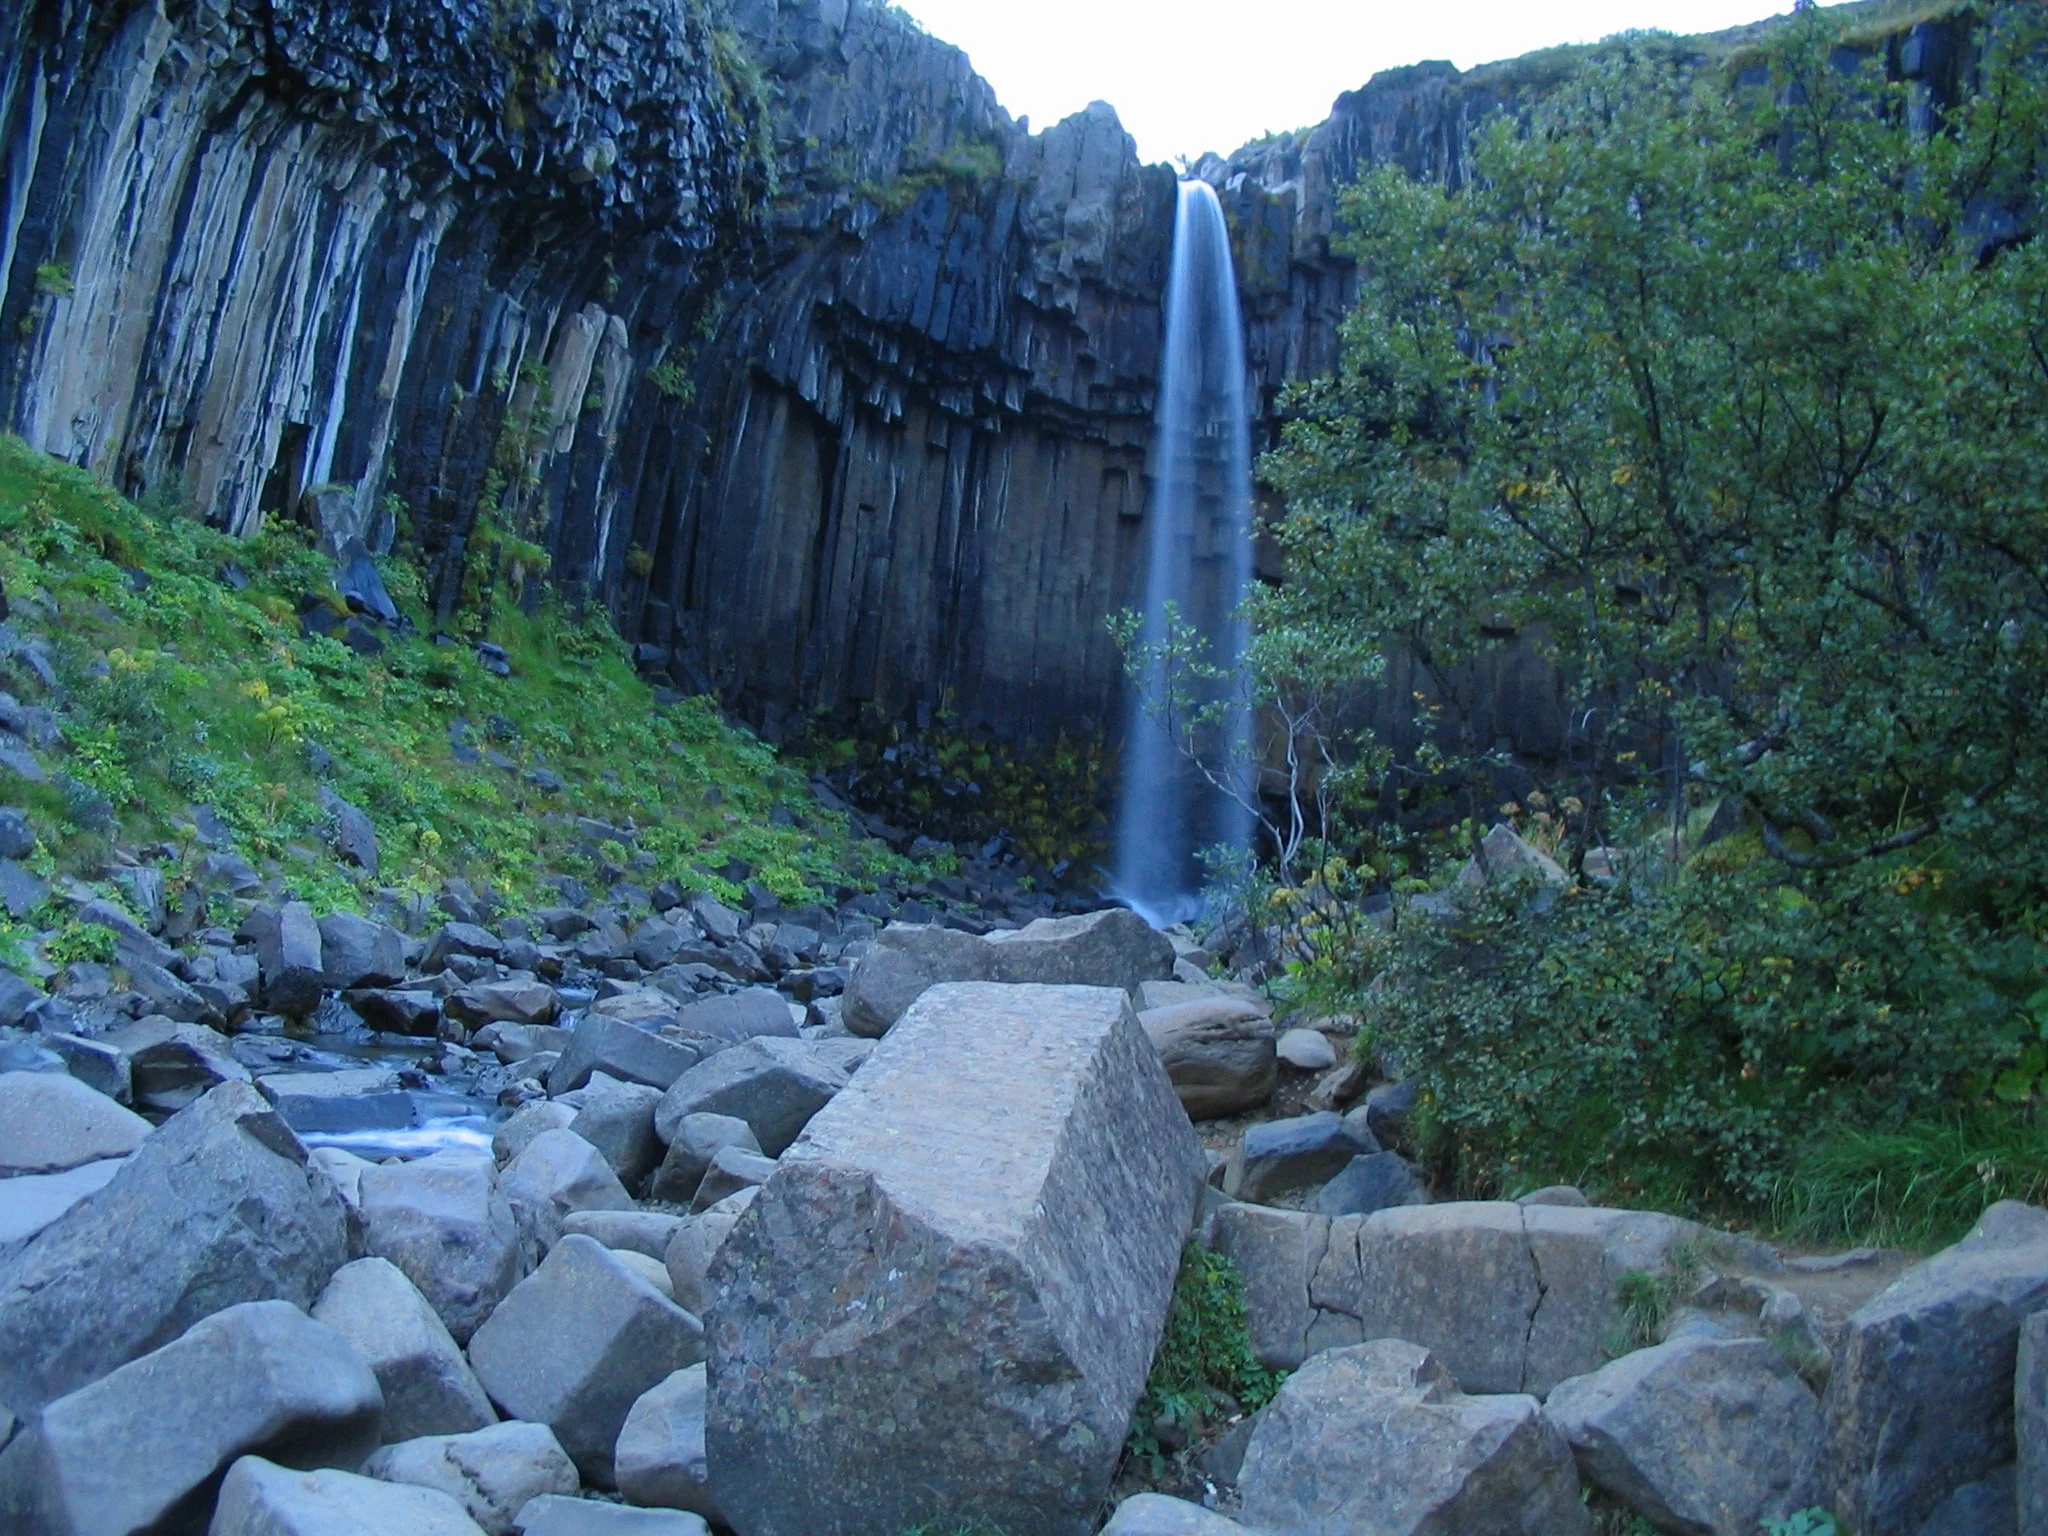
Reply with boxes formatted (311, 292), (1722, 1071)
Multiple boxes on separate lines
(1126, 1245), (1281, 1472)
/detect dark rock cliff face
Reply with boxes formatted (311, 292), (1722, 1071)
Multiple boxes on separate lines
(0, 0), (1989, 751)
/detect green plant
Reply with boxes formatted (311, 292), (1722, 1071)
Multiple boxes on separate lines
(44, 919), (116, 967)
(645, 358), (696, 403)
(33, 263), (74, 298)
(1612, 1244), (1701, 1354)
(1127, 1245), (1281, 1473)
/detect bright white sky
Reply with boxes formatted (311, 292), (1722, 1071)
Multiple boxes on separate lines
(892, 0), (1832, 165)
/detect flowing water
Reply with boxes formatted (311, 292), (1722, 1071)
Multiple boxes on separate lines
(1112, 179), (1256, 927)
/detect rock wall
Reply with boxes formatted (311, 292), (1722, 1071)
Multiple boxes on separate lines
(0, 0), (1990, 750)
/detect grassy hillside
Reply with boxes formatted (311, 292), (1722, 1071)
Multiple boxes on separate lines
(0, 434), (898, 959)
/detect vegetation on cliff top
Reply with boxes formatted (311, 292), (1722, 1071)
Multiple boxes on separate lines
(1251, 4), (2048, 1245)
(0, 434), (897, 965)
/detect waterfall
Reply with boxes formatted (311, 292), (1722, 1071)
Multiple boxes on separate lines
(1112, 178), (1256, 928)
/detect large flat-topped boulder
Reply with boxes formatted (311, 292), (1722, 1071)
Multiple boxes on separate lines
(706, 981), (1204, 1536)
(842, 910), (1175, 1036)
(0, 1071), (151, 1175)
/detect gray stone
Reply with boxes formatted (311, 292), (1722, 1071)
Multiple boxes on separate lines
(0, 966), (43, 1025)
(1316, 1152), (1426, 1218)
(42, 1031), (129, 1103)
(317, 912), (406, 991)
(494, 1100), (579, 1164)
(689, 1144), (775, 1210)
(211, 1455), (485, 1536)
(511, 1497), (710, 1535)
(613, 1249), (675, 1298)
(0, 808), (35, 859)
(358, 1150), (528, 1344)
(450, 980), (562, 1029)
(319, 788), (381, 875)
(662, 1189), (757, 1315)
(1140, 998), (1277, 1120)
(1207, 1203), (1358, 1372)
(1825, 1200), (2048, 1536)
(1100, 1494), (1257, 1536)
(687, 894), (742, 944)
(1915, 1467), (2017, 1536)
(261, 901), (327, 1015)
(615, 1364), (722, 1523)
(652, 1036), (864, 1154)
(564, 1074), (664, 1188)
(309, 1146), (373, 1212)
(0, 1070), (150, 1174)
(313, 1258), (497, 1444)
(561, 1210), (688, 1262)
(0, 1301), (383, 1535)
(74, 898), (174, 970)
(257, 1067), (417, 1134)
(502, 1129), (633, 1248)
(363, 1422), (578, 1536)
(126, 957), (215, 1023)
(106, 1015), (250, 1114)
(0, 861), (47, 922)
(0, 1081), (350, 1412)
(425, 923), (504, 972)
(1276, 1027), (1337, 1070)
(349, 988), (442, 1036)
(672, 987), (797, 1044)
(1519, 1185), (1591, 1207)
(1237, 1339), (1593, 1536)
(1546, 1332), (1823, 1536)
(480, 1023), (574, 1064)
(548, 1014), (703, 1096)
(1229, 1111), (1373, 1204)
(0, 1158), (126, 1252)
(1456, 821), (1569, 889)
(706, 981), (1203, 1536)
(468, 1234), (706, 1487)
(1360, 1077), (1419, 1143)
(648, 1111), (761, 1204)
(2022, 1310), (2046, 1536)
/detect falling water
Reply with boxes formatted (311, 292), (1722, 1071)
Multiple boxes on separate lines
(1112, 179), (1256, 927)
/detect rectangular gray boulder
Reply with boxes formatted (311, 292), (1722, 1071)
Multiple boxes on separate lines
(705, 981), (1205, 1536)
(0, 1080), (351, 1413)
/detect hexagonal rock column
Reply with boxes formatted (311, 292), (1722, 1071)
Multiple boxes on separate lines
(705, 981), (1205, 1536)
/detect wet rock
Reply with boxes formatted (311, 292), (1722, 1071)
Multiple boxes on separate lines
(0, 1301), (382, 1535)
(212, 1455), (485, 1536)
(1238, 1339), (1592, 1536)
(363, 1421), (578, 1536)
(706, 982), (1202, 1536)
(1547, 1331), (1823, 1535)
(259, 901), (327, 1015)
(1825, 1200), (2048, 1536)
(0, 1070), (150, 1174)
(615, 1363), (722, 1524)
(648, 1111), (762, 1204)
(257, 1067), (417, 1134)
(468, 1235), (706, 1487)
(358, 1150), (527, 1345)
(1140, 998), (1277, 1120)
(501, 1129), (634, 1249)
(349, 988), (443, 1036)
(652, 1036), (867, 1157)
(0, 1082), (349, 1412)
(313, 1258), (497, 1444)
(1315, 1151), (1427, 1218)
(1228, 1111), (1373, 1204)
(318, 912), (407, 990)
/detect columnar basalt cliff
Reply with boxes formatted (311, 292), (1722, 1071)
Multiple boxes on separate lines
(0, 0), (1989, 749)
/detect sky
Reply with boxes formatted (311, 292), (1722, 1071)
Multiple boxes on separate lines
(891, 0), (1832, 165)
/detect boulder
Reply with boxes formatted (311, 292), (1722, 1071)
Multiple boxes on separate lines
(842, 910), (1174, 1037)
(313, 1258), (497, 1443)
(424, 923), (504, 972)
(363, 1422), (578, 1536)
(0, 1070), (150, 1174)
(358, 1150), (528, 1344)
(1546, 1330), (1823, 1535)
(1276, 1027), (1337, 1071)
(494, 1101), (579, 1164)
(259, 901), (327, 1014)
(1228, 1111), (1373, 1204)
(1207, 1204), (1360, 1371)
(1316, 1152), (1426, 1218)
(614, 1249), (676, 1298)
(0, 1301), (383, 1535)
(105, 1016), (250, 1114)
(450, 980), (562, 1030)
(671, 988), (797, 1044)
(1236, 1340), (1593, 1536)
(502, 1130), (634, 1248)
(1100, 1494), (1258, 1535)
(563, 1074), (664, 1188)
(562, 1210), (688, 1262)
(1139, 999), (1277, 1120)
(706, 981), (1203, 1536)
(651, 1037), (867, 1154)
(1456, 822), (1569, 888)
(0, 1081), (350, 1412)
(689, 1144), (775, 1210)
(662, 1189), (757, 1315)
(350, 987), (443, 1037)
(317, 912), (406, 991)
(0, 1158), (126, 1253)
(257, 1067), (417, 1135)
(614, 1364), (722, 1523)
(40, 1031), (129, 1103)
(1825, 1200), (2048, 1536)
(548, 1015), (703, 1096)
(468, 1235), (706, 1487)
(2022, 1310), (2046, 1536)
(510, 1497), (710, 1534)
(319, 787), (381, 874)
(211, 1455), (485, 1536)
(648, 1112), (762, 1205)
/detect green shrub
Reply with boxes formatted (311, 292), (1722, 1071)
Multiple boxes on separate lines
(1127, 1245), (1281, 1472)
